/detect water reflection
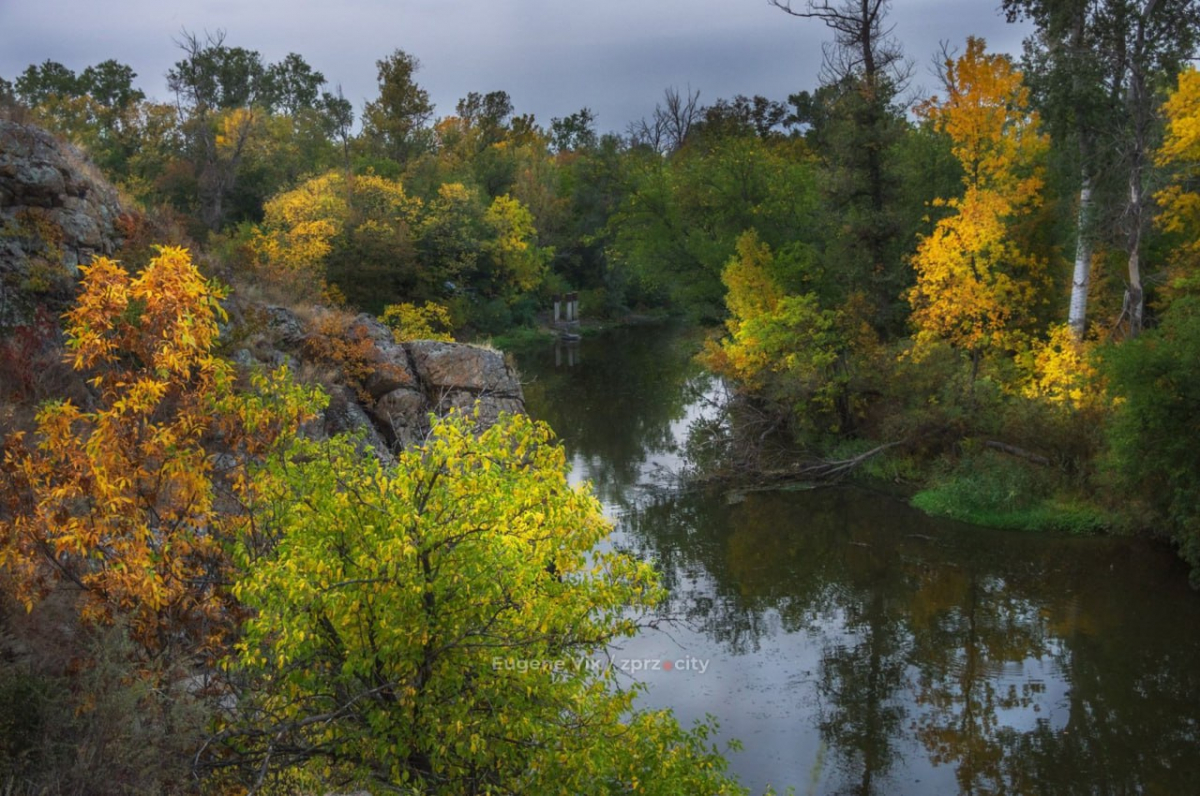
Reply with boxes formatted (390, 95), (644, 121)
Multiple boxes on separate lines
(509, 327), (1200, 795)
(516, 327), (713, 509)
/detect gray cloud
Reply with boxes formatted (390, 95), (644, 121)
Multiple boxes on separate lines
(0, 0), (1030, 133)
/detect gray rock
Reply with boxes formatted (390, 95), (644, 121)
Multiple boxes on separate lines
(0, 120), (125, 329)
(233, 349), (255, 369)
(350, 315), (418, 399)
(370, 387), (429, 449)
(406, 341), (521, 397)
(239, 302), (526, 457)
(442, 389), (527, 430)
(263, 305), (306, 347)
(321, 385), (394, 465)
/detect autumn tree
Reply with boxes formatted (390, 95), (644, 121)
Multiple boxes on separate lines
(222, 410), (746, 794)
(703, 231), (851, 433)
(908, 38), (1049, 365)
(0, 247), (321, 655)
(254, 170), (551, 315)
(1155, 66), (1200, 285)
(482, 193), (551, 297)
(380, 301), (454, 341)
(252, 170), (424, 308)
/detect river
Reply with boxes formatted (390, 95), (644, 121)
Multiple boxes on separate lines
(509, 324), (1200, 796)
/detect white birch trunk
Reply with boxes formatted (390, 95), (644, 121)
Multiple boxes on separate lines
(1068, 180), (1094, 340)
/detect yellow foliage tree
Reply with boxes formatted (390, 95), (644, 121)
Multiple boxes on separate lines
(908, 37), (1049, 361)
(253, 171), (346, 282)
(482, 193), (551, 295)
(380, 301), (454, 342)
(0, 247), (323, 654)
(1156, 66), (1200, 288)
(228, 410), (745, 794)
(703, 231), (847, 430)
(252, 170), (422, 304)
(702, 231), (786, 391)
(1021, 323), (1103, 410)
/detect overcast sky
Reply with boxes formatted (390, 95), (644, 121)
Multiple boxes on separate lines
(0, 0), (1030, 133)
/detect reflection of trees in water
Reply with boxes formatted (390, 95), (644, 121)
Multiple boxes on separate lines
(907, 566), (1051, 794)
(621, 495), (774, 655)
(623, 486), (1200, 795)
(812, 533), (912, 796)
(513, 327), (708, 509)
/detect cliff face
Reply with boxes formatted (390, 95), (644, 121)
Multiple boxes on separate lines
(0, 120), (125, 329)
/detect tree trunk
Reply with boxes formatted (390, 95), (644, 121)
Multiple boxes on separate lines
(1122, 0), (1161, 338)
(1067, 5), (1094, 342)
(1068, 177), (1094, 340)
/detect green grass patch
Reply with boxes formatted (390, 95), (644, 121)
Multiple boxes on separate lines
(910, 451), (1108, 535)
(478, 326), (556, 350)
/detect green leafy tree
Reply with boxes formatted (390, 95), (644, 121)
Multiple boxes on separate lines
(167, 31), (267, 112)
(229, 411), (747, 794)
(1003, 0), (1120, 339)
(166, 31), (270, 229)
(696, 95), (789, 140)
(550, 107), (599, 153)
(771, 0), (912, 332)
(609, 133), (820, 319)
(1104, 296), (1200, 584)
(9, 58), (147, 178)
(261, 52), (326, 116)
(455, 90), (514, 147)
(319, 85), (355, 167)
(14, 60), (79, 106)
(416, 181), (485, 290)
(360, 49), (435, 166)
(78, 59), (145, 110)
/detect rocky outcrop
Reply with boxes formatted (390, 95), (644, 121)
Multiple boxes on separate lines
(0, 120), (125, 329)
(234, 307), (525, 461)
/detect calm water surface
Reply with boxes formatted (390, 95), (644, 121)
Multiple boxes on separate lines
(510, 326), (1200, 796)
